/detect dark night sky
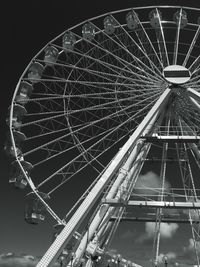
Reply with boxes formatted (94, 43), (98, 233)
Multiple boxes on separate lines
(1, 0), (200, 265)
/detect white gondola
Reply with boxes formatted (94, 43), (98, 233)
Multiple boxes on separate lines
(15, 82), (33, 105)
(62, 32), (76, 52)
(44, 45), (59, 66)
(7, 104), (27, 130)
(126, 11), (138, 30)
(4, 130), (25, 158)
(25, 192), (49, 224)
(9, 160), (33, 189)
(27, 62), (44, 83)
(82, 23), (95, 41)
(149, 9), (162, 28)
(173, 10), (188, 28)
(103, 16), (116, 35)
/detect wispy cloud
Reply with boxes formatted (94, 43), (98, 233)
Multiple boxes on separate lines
(137, 222), (179, 243)
(134, 171), (170, 196)
(183, 238), (200, 258)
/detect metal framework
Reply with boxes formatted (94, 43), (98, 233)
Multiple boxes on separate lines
(6, 5), (200, 267)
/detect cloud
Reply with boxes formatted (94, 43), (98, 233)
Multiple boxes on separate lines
(0, 253), (60, 267)
(183, 238), (200, 258)
(0, 254), (37, 267)
(145, 222), (178, 239)
(138, 222), (179, 243)
(134, 171), (170, 196)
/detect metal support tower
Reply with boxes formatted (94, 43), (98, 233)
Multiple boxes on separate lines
(36, 88), (172, 266)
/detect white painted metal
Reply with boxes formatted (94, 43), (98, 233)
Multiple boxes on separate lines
(189, 97), (200, 111)
(103, 200), (200, 209)
(142, 135), (200, 141)
(163, 65), (190, 84)
(187, 87), (200, 103)
(173, 9), (182, 65)
(155, 8), (169, 67)
(183, 25), (200, 67)
(110, 217), (200, 223)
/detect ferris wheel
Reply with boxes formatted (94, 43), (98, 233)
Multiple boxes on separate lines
(5, 4), (200, 267)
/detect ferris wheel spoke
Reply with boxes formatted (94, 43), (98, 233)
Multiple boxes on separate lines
(189, 60), (200, 76)
(64, 79), (156, 87)
(134, 11), (164, 70)
(32, 124), (122, 167)
(173, 8), (182, 65)
(23, 91), (159, 157)
(22, 94), (64, 102)
(90, 20), (163, 80)
(39, 59), (159, 88)
(183, 25), (200, 68)
(36, 132), (125, 188)
(65, 82), (160, 95)
(39, 59), (127, 86)
(25, 88), (156, 104)
(47, 130), (130, 195)
(69, 45), (161, 83)
(36, 96), (157, 189)
(24, 76), (158, 88)
(73, 32), (162, 83)
(24, 97), (157, 146)
(154, 8), (169, 67)
(34, 119), (134, 172)
(40, 42), (161, 85)
(185, 76), (200, 89)
(43, 92), (157, 164)
(23, 89), (159, 118)
(26, 110), (65, 116)
(22, 89), (159, 127)
(73, 33), (138, 75)
(110, 14), (164, 77)
(25, 127), (70, 141)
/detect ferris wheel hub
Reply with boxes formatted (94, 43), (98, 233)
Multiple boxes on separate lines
(163, 65), (191, 85)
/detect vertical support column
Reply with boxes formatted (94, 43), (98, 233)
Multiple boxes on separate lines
(154, 113), (170, 267)
(36, 88), (172, 267)
(176, 119), (200, 266)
